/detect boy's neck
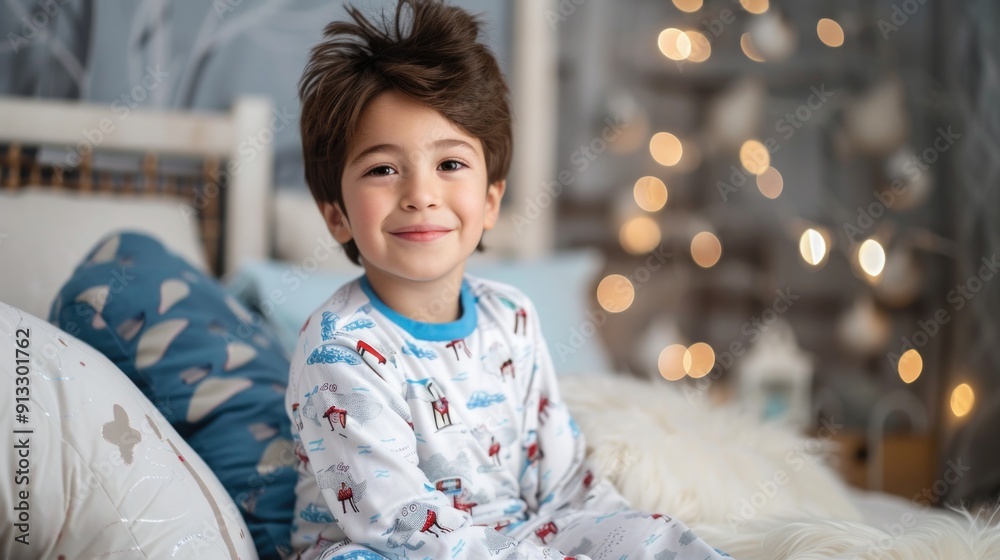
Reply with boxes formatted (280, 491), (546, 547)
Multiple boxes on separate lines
(362, 266), (465, 323)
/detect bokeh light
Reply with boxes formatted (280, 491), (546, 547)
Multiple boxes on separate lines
(950, 383), (975, 417)
(672, 0), (703, 13)
(650, 132), (684, 166)
(741, 33), (766, 62)
(659, 344), (688, 381)
(620, 216), (662, 255)
(633, 176), (668, 212)
(740, 0), (769, 15)
(658, 28), (692, 61)
(898, 349), (923, 384)
(756, 166), (783, 198)
(597, 274), (635, 313)
(685, 31), (712, 63)
(684, 342), (716, 378)
(817, 18), (845, 47)
(799, 228), (827, 266)
(740, 139), (771, 175)
(859, 239), (887, 277)
(691, 231), (722, 268)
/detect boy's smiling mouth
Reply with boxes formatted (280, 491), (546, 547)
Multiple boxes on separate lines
(389, 224), (453, 242)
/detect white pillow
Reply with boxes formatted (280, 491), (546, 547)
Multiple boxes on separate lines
(0, 301), (257, 560)
(0, 189), (209, 319)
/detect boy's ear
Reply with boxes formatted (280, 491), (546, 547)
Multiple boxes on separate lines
(483, 179), (506, 231)
(320, 201), (354, 244)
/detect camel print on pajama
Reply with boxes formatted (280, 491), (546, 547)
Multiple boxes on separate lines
(285, 275), (731, 560)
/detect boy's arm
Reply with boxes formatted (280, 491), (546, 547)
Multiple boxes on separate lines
(291, 339), (593, 559)
(520, 301), (631, 517)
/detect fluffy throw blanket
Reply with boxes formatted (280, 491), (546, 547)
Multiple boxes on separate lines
(560, 374), (1000, 559)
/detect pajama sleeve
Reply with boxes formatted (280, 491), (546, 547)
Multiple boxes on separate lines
(293, 339), (591, 559)
(520, 301), (632, 518)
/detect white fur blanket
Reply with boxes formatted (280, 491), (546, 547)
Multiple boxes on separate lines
(560, 374), (1000, 559)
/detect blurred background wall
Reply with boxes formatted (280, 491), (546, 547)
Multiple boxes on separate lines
(553, 0), (1000, 508)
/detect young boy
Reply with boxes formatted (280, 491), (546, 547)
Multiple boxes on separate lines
(287, 1), (730, 558)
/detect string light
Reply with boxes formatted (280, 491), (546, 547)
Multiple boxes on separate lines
(650, 132), (684, 166)
(597, 274), (635, 313)
(740, 139), (770, 174)
(898, 349), (922, 384)
(691, 232), (722, 268)
(672, 0), (703, 13)
(757, 166), (783, 198)
(685, 31), (712, 62)
(684, 342), (715, 378)
(739, 0), (769, 15)
(658, 28), (692, 61)
(659, 344), (688, 381)
(950, 383), (975, 417)
(859, 239), (887, 277)
(620, 216), (662, 255)
(633, 176), (668, 212)
(799, 228), (828, 266)
(817, 18), (845, 47)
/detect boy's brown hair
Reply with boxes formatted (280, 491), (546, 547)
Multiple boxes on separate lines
(299, 0), (513, 265)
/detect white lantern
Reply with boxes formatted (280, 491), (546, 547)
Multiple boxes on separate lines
(737, 319), (814, 431)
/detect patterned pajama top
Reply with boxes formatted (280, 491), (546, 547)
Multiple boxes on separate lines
(285, 275), (729, 560)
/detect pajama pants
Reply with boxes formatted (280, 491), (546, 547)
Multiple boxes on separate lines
(315, 510), (731, 560)
(516, 508), (731, 559)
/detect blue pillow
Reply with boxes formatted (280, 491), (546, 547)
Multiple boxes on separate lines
(49, 232), (295, 560)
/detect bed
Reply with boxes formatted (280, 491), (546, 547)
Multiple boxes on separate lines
(0, 94), (996, 560)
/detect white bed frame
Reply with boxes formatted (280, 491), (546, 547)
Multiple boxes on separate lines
(494, 0), (559, 259)
(0, 96), (273, 275)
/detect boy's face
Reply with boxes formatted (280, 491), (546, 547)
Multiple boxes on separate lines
(322, 90), (505, 288)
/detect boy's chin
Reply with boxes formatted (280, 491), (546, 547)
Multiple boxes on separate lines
(364, 264), (467, 285)
(362, 250), (476, 284)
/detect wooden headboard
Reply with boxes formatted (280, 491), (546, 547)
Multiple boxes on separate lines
(0, 96), (273, 276)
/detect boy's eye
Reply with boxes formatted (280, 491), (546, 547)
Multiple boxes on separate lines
(438, 160), (467, 172)
(366, 165), (396, 177)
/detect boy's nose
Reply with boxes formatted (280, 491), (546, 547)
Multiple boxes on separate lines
(399, 172), (440, 210)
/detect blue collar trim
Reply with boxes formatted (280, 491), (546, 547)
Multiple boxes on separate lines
(359, 276), (477, 341)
